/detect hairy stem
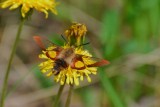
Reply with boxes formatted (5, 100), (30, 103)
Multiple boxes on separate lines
(53, 84), (65, 107)
(0, 18), (26, 107)
(65, 84), (74, 107)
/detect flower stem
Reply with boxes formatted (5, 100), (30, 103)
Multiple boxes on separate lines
(65, 84), (74, 107)
(53, 84), (65, 107)
(0, 18), (26, 107)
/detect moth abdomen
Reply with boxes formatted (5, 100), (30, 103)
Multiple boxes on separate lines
(53, 58), (68, 75)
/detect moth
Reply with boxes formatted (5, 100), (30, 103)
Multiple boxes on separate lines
(34, 36), (109, 75)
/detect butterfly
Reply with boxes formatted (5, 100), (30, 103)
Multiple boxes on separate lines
(33, 36), (109, 75)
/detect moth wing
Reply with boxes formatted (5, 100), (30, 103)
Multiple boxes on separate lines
(70, 55), (85, 70)
(33, 36), (60, 49)
(33, 36), (46, 50)
(86, 57), (110, 67)
(34, 36), (63, 59)
(71, 55), (109, 70)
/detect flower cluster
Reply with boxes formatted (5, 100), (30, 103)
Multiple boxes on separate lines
(38, 23), (99, 85)
(1, 0), (57, 18)
(65, 23), (87, 46)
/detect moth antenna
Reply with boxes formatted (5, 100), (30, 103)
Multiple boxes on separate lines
(76, 42), (90, 47)
(46, 39), (60, 47)
(61, 34), (68, 43)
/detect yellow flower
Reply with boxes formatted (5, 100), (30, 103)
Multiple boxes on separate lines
(39, 45), (97, 85)
(1, 0), (58, 18)
(34, 23), (109, 86)
(64, 22), (87, 45)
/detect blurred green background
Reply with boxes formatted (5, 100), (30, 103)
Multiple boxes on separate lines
(0, 0), (160, 107)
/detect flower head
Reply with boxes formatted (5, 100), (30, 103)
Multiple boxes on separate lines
(39, 45), (97, 85)
(64, 22), (87, 46)
(35, 23), (109, 86)
(1, 0), (58, 18)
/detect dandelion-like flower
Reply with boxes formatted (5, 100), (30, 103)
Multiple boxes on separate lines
(35, 23), (109, 86)
(65, 22), (87, 45)
(1, 0), (58, 18)
(39, 45), (98, 85)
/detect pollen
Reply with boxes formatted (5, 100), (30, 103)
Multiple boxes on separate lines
(0, 0), (58, 18)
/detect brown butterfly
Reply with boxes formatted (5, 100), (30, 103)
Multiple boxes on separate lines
(34, 36), (109, 75)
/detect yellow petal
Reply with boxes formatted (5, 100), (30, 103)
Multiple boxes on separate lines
(1, 1), (12, 8)
(74, 76), (79, 85)
(66, 76), (70, 84)
(39, 54), (48, 59)
(9, 3), (21, 10)
(1, 0), (57, 18)
(87, 67), (97, 72)
(70, 77), (73, 84)
(46, 72), (53, 76)
(87, 76), (91, 82)
(80, 75), (83, 81)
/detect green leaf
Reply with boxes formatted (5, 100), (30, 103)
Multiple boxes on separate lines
(99, 69), (126, 107)
(100, 10), (120, 57)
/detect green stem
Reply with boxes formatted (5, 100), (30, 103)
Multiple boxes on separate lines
(53, 84), (65, 107)
(99, 70), (125, 107)
(65, 84), (74, 107)
(0, 18), (26, 107)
